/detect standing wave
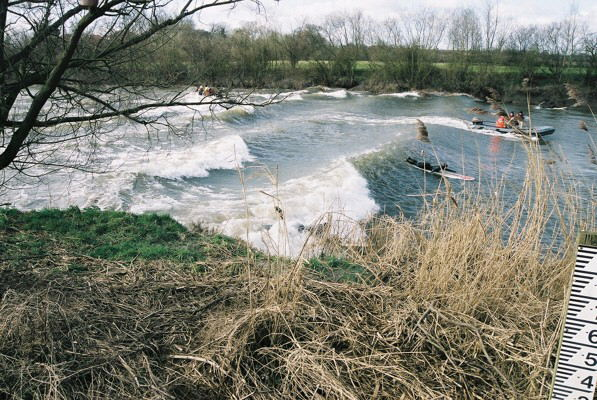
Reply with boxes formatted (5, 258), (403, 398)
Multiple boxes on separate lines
(125, 135), (255, 179)
(187, 158), (379, 257)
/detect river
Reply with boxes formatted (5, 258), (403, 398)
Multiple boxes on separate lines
(3, 87), (596, 256)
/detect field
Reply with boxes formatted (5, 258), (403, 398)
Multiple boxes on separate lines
(272, 60), (588, 75)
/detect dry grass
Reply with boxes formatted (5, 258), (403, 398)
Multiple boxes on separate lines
(415, 119), (430, 142)
(580, 120), (588, 131)
(567, 83), (597, 168)
(565, 83), (587, 107)
(1, 140), (596, 398)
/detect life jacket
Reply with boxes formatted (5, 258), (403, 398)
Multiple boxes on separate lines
(496, 116), (506, 128)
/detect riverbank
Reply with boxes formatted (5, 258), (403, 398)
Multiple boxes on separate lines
(258, 77), (596, 109)
(0, 164), (585, 399)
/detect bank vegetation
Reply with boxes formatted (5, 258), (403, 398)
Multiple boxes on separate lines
(109, 7), (597, 105)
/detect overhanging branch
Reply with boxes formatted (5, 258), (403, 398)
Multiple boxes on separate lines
(4, 93), (278, 128)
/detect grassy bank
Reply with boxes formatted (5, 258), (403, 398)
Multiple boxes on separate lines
(1, 147), (595, 398)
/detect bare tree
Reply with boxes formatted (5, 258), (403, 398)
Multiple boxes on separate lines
(537, 5), (586, 81)
(507, 25), (542, 77)
(480, 0), (508, 52)
(277, 22), (327, 70)
(581, 32), (597, 85)
(509, 25), (541, 52)
(280, 25), (308, 69)
(380, 17), (402, 47)
(401, 9), (446, 50)
(448, 8), (482, 54)
(0, 0), (273, 186)
(321, 11), (374, 51)
(378, 9), (447, 88)
(318, 11), (374, 86)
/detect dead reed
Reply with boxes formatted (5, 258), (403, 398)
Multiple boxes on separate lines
(580, 120), (588, 131)
(565, 83), (587, 107)
(415, 119), (430, 142)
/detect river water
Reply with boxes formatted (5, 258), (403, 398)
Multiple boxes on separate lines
(3, 88), (596, 256)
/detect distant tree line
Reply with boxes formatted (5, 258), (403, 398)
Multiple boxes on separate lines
(66, 7), (597, 97)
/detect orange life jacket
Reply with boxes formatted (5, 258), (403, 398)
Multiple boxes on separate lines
(496, 116), (506, 128)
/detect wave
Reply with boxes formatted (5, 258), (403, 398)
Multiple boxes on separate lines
(183, 159), (379, 257)
(122, 135), (255, 179)
(322, 113), (470, 131)
(422, 90), (478, 99)
(137, 91), (258, 128)
(214, 105), (256, 122)
(2, 168), (138, 211)
(236, 90), (308, 103)
(308, 88), (349, 99)
(413, 116), (471, 130)
(379, 91), (421, 98)
(278, 89), (308, 102)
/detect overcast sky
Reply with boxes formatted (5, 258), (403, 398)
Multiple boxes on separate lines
(193, 0), (597, 32)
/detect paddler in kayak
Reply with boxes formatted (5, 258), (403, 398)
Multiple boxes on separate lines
(507, 112), (519, 127)
(406, 157), (448, 172)
(409, 139), (449, 173)
(496, 114), (507, 128)
(516, 111), (525, 127)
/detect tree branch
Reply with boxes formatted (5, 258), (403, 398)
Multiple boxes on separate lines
(4, 94), (275, 128)
(0, 7), (103, 169)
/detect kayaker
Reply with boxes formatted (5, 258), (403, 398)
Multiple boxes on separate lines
(496, 115), (506, 128)
(516, 111), (525, 127)
(508, 112), (519, 127)
(410, 141), (447, 172)
(431, 163), (448, 173)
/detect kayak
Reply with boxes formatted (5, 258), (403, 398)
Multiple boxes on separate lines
(467, 121), (555, 141)
(406, 158), (475, 181)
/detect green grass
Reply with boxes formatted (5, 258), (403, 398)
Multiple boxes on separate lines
(0, 207), (374, 282)
(305, 256), (369, 283)
(0, 207), (249, 265)
(274, 59), (587, 76)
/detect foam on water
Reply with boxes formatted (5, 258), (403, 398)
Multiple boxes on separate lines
(119, 135), (255, 179)
(283, 91), (307, 101)
(314, 89), (349, 99)
(422, 91), (478, 99)
(1, 136), (252, 210)
(4, 169), (137, 211)
(180, 158), (379, 257)
(323, 113), (470, 131)
(136, 91), (258, 128)
(379, 91), (421, 98)
(239, 90), (307, 103)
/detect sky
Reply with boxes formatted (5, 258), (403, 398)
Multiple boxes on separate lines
(194, 0), (597, 32)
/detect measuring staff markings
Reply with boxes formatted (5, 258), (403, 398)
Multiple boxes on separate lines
(551, 236), (597, 400)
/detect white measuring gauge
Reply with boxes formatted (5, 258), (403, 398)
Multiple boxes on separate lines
(551, 232), (597, 400)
